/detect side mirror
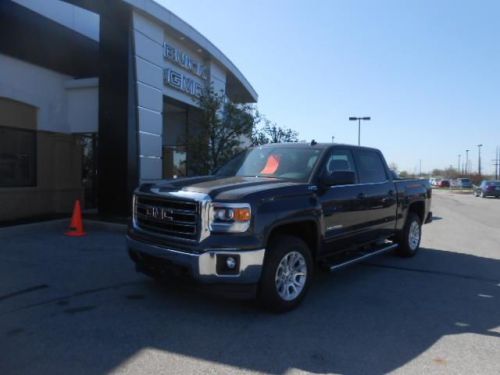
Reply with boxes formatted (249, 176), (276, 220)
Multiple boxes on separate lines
(321, 171), (356, 186)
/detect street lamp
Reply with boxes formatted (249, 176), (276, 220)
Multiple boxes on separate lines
(331, 136), (335, 143)
(465, 149), (470, 175)
(477, 144), (483, 176)
(349, 116), (371, 146)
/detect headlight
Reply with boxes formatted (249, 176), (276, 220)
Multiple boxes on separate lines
(210, 203), (251, 233)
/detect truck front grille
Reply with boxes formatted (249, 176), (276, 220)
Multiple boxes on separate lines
(135, 196), (199, 240)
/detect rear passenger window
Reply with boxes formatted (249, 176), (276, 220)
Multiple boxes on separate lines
(355, 150), (388, 183)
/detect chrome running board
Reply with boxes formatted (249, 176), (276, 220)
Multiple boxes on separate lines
(328, 243), (399, 272)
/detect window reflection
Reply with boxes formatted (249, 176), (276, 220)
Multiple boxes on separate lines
(163, 146), (186, 179)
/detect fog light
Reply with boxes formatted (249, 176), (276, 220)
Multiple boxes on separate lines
(216, 254), (240, 275)
(226, 256), (237, 269)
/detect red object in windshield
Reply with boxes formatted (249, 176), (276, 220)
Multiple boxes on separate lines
(260, 154), (281, 174)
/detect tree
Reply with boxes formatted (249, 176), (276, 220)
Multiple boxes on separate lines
(388, 162), (399, 173)
(251, 118), (299, 146)
(431, 167), (459, 179)
(186, 86), (258, 175)
(399, 170), (414, 178)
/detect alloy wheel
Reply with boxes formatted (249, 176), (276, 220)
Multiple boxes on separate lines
(408, 221), (421, 251)
(275, 251), (307, 301)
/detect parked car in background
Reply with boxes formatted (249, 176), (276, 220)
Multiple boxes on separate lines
(452, 178), (473, 189)
(438, 179), (450, 188)
(430, 177), (444, 186)
(474, 180), (500, 198)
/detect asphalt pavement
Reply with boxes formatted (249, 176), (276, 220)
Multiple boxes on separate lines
(1, 190), (499, 375)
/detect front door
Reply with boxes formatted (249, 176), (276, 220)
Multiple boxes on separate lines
(319, 148), (368, 251)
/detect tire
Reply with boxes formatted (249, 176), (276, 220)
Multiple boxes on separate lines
(474, 190), (479, 197)
(258, 235), (313, 313)
(395, 212), (422, 257)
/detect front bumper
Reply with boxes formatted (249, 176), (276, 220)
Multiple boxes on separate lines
(127, 236), (265, 284)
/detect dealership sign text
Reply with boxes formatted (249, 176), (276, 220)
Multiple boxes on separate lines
(163, 43), (207, 97)
(163, 43), (208, 80)
(163, 68), (203, 97)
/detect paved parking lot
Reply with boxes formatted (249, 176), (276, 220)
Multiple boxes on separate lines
(1, 190), (499, 375)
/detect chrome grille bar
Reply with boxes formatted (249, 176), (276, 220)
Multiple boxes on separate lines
(135, 195), (199, 240)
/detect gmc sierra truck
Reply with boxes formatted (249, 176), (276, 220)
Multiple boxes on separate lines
(127, 143), (432, 312)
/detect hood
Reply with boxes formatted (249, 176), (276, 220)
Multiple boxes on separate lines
(141, 175), (305, 201)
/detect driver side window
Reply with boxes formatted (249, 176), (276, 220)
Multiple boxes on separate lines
(324, 149), (356, 181)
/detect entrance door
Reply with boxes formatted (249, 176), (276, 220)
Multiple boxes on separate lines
(163, 100), (188, 179)
(79, 133), (98, 209)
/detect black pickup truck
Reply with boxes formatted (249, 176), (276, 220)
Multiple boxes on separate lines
(127, 143), (432, 312)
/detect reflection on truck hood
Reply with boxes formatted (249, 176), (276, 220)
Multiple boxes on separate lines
(141, 176), (305, 201)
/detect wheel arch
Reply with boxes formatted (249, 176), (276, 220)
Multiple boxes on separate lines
(266, 218), (320, 259)
(408, 200), (425, 223)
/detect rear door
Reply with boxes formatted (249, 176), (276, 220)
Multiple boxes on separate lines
(352, 149), (398, 241)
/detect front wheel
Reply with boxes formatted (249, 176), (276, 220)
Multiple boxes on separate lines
(258, 235), (313, 313)
(395, 213), (422, 257)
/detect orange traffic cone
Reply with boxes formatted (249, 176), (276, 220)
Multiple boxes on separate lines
(65, 200), (86, 237)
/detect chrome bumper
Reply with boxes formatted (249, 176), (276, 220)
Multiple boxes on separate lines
(127, 236), (265, 284)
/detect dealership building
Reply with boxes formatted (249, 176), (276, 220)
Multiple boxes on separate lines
(0, 0), (257, 221)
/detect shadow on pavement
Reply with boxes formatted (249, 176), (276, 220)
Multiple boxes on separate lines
(2, 247), (500, 374)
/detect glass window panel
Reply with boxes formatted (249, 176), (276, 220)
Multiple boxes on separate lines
(0, 126), (36, 187)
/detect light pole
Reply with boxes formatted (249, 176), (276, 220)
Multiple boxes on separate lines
(331, 136), (335, 143)
(477, 144), (483, 176)
(465, 149), (470, 175)
(349, 116), (371, 146)
(458, 154), (461, 173)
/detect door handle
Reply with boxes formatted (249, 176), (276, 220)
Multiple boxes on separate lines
(382, 190), (394, 204)
(357, 193), (366, 200)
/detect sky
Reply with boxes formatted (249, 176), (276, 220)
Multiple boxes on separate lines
(157, 0), (500, 174)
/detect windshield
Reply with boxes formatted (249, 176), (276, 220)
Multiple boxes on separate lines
(215, 147), (323, 182)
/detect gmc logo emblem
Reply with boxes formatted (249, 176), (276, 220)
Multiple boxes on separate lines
(146, 207), (174, 222)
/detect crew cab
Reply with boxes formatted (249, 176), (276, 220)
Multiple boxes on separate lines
(127, 143), (432, 312)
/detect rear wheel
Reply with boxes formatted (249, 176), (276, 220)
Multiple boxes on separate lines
(258, 235), (313, 313)
(395, 212), (422, 257)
